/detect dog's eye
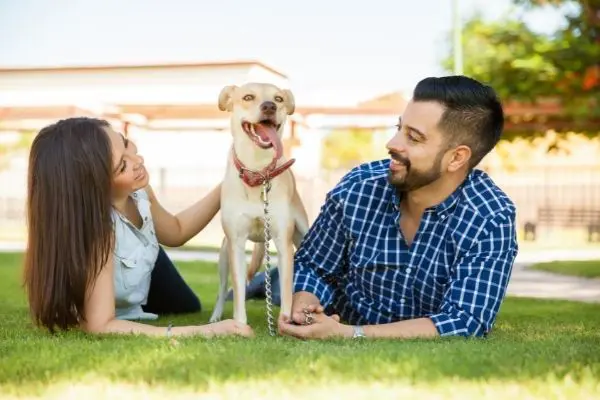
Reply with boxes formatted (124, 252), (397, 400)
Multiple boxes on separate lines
(274, 96), (284, 103)
(242, 94), (254, 101)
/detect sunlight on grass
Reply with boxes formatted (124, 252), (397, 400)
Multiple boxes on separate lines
(1, 252), (599, 399)
(3, 376), (600, 400)
(530, 260), (600, 279)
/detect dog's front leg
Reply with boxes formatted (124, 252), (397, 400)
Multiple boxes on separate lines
(209, 237), (230, 323)
(228, 235), (249, 324)
(272, 219), (295, 319)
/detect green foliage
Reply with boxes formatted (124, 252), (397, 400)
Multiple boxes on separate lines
(321, 128), (382, 170)
(443, 0), (600, 118)
(531, 259), (600, 278)
(442, 15), (558, 101)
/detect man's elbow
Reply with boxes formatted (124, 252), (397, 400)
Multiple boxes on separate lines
(458, 312), (496, 337)
(431, 310), (490, 337)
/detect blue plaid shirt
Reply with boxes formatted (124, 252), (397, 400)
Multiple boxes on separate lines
(293, 159), (518, 337)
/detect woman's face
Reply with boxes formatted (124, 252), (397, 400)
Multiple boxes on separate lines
(106, 126), (149, 198)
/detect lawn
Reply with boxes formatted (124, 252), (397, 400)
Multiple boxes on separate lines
(530, 260), (600, 279)
(0, 252), (599, 399)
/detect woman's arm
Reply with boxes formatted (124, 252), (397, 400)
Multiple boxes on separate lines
(81, 246), (252, 338)
(145, 183), (221, 248)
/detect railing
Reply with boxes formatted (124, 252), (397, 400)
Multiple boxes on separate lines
(2, 165), (600, 246)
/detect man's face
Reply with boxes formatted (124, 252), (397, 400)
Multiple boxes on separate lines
(386, 100), (449, 192)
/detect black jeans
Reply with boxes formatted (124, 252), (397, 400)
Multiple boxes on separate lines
(141, 246), (201, 315)
(227, 267), (282, 306)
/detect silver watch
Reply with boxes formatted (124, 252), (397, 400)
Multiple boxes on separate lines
(352, 325), (365, 338)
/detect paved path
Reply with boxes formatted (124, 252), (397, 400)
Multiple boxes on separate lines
(2, 241), (600, 303)
(507, 261), (600, 303)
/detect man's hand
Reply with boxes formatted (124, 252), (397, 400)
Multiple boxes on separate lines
(278, 311), (352, 340)
(291, 291), (324, 325)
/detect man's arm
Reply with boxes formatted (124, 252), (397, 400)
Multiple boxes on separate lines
(281, 206), (518, 340)
(364, 207), (518, 338)
(427, 208), (517, 337)
(293, 187), (349, 310)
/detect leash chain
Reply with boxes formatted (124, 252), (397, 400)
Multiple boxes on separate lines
(261, 179), (276, 336)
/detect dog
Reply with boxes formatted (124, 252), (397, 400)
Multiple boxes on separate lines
(209, 82), (310, 326)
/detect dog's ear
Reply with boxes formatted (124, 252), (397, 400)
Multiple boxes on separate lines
(218, 85), (237, 112)
(281, 89), (295, 115)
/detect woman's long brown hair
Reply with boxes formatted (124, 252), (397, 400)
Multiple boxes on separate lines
(24, 117), (115, 333)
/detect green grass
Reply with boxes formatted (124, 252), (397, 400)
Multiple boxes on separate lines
(0, 252), (599, 399)
(530, 260), (600, 279)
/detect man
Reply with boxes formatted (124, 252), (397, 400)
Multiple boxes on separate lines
(278, 75), (518, 340)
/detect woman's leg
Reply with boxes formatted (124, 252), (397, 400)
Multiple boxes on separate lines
(142, 246), (201, 315)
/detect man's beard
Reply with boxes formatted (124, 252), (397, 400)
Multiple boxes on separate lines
(387, 150), (444, 192)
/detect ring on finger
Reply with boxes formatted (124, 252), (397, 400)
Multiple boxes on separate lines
(304, 311), (314, 325)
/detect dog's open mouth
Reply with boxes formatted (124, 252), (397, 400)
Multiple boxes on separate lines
(241, 120), (283, 156)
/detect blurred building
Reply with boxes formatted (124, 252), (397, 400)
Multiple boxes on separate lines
(0, 60), (400, 245)
(1, 60), (599, 246)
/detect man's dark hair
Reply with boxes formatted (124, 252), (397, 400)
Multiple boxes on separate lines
(413, 75), (504, 168)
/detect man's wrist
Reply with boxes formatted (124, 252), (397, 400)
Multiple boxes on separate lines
(339, 324), (366, 339)
(339, 324), (354, 338)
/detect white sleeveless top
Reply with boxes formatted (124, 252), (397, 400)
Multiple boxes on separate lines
(112, 188), (160, 320)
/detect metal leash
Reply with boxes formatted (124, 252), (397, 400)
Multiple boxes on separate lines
(261, 179), (276, 336)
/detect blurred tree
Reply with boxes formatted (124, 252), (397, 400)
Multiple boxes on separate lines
(0, 131), (34, 170)
(321, 128), (380, 170)
(443, 0), (599, 118)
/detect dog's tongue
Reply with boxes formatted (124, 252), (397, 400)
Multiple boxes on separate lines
(254, 123), (283, 158)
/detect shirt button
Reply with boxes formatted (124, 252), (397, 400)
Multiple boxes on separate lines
(406, 267), (412, 274)
(400, 298), (406, 304)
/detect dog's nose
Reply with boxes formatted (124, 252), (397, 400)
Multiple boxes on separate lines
(260, 101), (277, 115)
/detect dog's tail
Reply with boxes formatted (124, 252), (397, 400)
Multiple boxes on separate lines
(246, 243), (265, 282)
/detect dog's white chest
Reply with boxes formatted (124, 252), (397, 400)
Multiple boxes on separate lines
(221, 199), (286, 243)
(248, 217), (267, 242)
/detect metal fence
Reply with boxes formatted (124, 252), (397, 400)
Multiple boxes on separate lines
(2, 164), (600, 245)
(0, 165), (332, 247)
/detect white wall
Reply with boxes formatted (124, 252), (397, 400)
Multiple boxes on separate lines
(291, 125), (324, 178)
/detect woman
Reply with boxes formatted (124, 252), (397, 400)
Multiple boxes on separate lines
(23, 117), (253, 338)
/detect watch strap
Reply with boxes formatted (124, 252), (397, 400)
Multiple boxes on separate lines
(352, 325), (365, 338)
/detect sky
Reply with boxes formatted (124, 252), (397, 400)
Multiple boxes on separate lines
(0, 0), (567, 106)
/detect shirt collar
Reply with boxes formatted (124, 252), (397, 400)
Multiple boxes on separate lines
(388, 170), (473, 217)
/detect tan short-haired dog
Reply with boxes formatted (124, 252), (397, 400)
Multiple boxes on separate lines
(209, 82), (310, 327)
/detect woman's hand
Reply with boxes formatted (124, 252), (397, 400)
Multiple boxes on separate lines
(196, 319), (255, 338)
